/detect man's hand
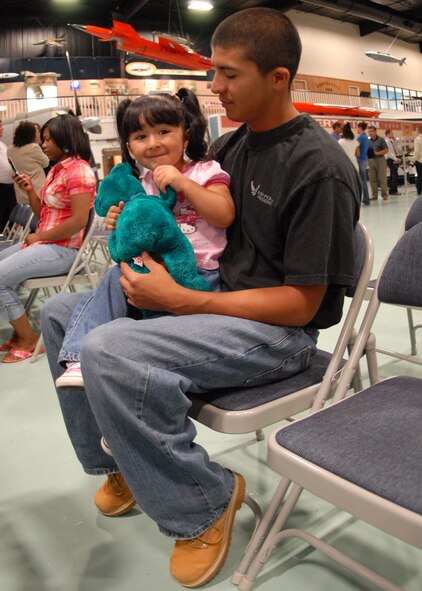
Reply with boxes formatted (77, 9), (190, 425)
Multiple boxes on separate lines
(119, 252), (185, 312)
(153, 165), (185, 193)
(106, 201), (125, 230)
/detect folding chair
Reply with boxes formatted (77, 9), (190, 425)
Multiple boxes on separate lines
(366, 195), (422, 364)
(0, 204), (19, 240)
(0, 204), (34, 249)
(21, 212), (113, 361)
(234, 220), (422, 591)
(187, 221), (374, 440)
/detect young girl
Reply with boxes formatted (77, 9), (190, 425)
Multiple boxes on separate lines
(55, 88), (234, 388)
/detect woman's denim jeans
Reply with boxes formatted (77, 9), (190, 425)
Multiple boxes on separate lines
(0, 242), (78, 322)
(41, 279), (317, 539)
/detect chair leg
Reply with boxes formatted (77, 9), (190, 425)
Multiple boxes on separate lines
(407, 308), (418, 356)
(30, 333), (44, 363)
(237, 482), (304, 591)
(255, 429), (265, 441)
(365, 332), (380, 385)
(347, 329), (362, 392)
(231, 477), (292, 585)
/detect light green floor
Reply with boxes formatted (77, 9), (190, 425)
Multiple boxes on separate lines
(1, 185), (422, 591)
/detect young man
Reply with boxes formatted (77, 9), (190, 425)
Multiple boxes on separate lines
(368, 125), (389, 201)
(385, 129), (401, 195)
(41, 8), (360, 588)
(356, 121), (370, 205)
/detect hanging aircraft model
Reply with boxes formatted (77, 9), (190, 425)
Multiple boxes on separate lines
(0, 73), (19, 79)
(21, 70), (62, 99)
(33, 34), (66, 47)
(69, 15), (212, 71)
(365, 33), (406, 66)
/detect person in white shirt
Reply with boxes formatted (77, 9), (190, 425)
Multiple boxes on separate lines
(0, 119), (16, 229)
(415, 126), (422, 197)
(338, 122), (359, 171)
(385, 129), (401, 195)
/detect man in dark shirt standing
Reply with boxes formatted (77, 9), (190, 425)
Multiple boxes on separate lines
(368, 125), (389, 201)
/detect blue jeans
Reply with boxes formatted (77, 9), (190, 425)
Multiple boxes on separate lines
(358, 160), (370, 204)
(0, 242), (78, 322)
(41, 292), (317, 538)
(58, 265), (221, 364)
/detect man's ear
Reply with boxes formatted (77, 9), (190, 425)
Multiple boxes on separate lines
(272, 67), (290, 91)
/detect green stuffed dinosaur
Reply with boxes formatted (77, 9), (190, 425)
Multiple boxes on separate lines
(94, 162), (211, 310)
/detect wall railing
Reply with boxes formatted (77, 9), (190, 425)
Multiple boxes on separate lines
(1, 90), (421, 122)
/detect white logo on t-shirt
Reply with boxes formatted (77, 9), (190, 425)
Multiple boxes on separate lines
(251, 181), (273, 206)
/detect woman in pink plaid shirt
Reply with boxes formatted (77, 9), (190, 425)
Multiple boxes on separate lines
(0, 114), (96, 363)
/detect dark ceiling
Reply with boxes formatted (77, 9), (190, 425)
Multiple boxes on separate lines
(0, 0), (421, 55)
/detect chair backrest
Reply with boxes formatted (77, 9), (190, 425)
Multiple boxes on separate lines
(1, 204), (19, 235)
(346, 221), (367, 297)
(330, 218), (422, 405)
(311, 220), (374, 411)
(0, 204), (34, 246)
(404, 195), (422, 231)
(377, 221), (422, 308)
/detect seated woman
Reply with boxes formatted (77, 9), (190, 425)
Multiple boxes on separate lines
(7, 120), (49, 205)
(0, 114), (97, 363)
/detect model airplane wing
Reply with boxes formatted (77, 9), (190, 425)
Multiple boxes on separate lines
(69, 15), (212, 70)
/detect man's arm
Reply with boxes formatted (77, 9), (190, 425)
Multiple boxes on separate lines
(120, 254), (327, 326)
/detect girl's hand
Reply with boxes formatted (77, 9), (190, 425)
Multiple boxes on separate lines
(106, 201), (125, 230)
(13, 173), (33, 192)
(153, 165), (185, 193)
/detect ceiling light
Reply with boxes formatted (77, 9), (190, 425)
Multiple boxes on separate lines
(187, 1), (213, 11)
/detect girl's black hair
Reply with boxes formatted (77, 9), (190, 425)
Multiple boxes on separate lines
(13, 120), (37, 147)
(116, 89), (209, 178)
(342, 122), (355, 140)
(41, 114), (91, 162)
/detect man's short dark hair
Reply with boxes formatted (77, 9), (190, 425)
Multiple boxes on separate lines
(211, 8), (302, 86)
(368, 125), (377, 131)
(332, 121), (341, 130)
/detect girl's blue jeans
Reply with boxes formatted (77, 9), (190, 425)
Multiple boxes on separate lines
(58, 265), (221, 364)
(41, 278), (318, 539)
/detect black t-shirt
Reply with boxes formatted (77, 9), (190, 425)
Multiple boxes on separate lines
(214, 114), (361, 329)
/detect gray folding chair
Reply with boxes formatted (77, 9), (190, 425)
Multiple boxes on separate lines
(234, 220), (422, 591)
(187, 221), (374, 440)
(366, 195), (422, 364)
(0, 204), (34, 250)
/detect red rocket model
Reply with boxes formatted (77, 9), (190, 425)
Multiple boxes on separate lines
(69, 16), (212, 71)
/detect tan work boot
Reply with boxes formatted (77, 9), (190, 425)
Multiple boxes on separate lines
(94, 472), (136, 517)
(170, 473), (245, 588)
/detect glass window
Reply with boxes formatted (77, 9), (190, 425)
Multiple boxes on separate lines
(370, 84), (379, 98)
(378, 85), (387, 100)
